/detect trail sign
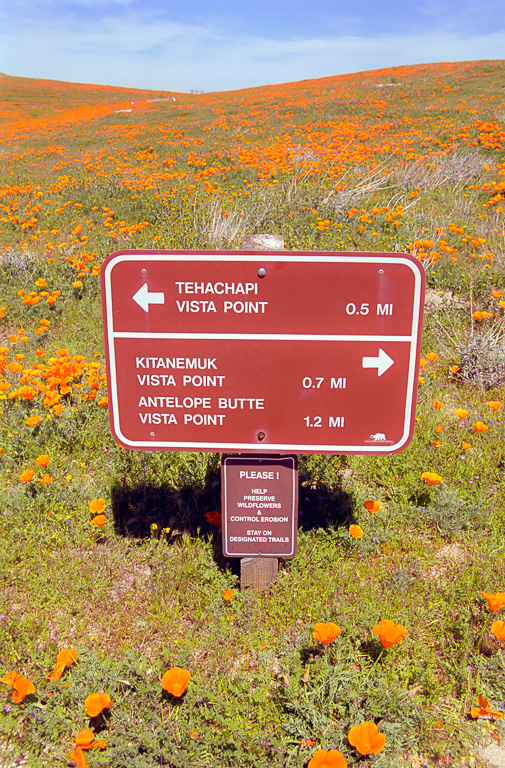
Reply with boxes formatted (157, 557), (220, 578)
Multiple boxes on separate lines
(101, 249), (425, 455)
(221, 455), (298, 558)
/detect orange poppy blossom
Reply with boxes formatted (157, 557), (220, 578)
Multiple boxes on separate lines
(0, 671), (36, 702)
(364, 500), (381, 514)
(89, 498), (106, 515)
(480, 591), (505, 612)
(205, 509), (222, 526)
(313, 622), (342, 645)
(348, 721), (386, 755)
(349, 524), (364, 539)
(162, 667), (191, 697)
(425, 352), (439, 362)
(35, 454), (50, 467)
(91, 514), (107, 527)
(49, 648), (78, 681)
(491, 621), (505, 641)
(455, 409), (469, 419)
(487, 400), (502, 410)
(372, 619), (408, 648)
(472, 310), (492, 322)
(473, 421), (489, 433)
(69, 729), (107, 768)
(470, 694), (503, 719)
(421, 471), (443, 486)
(222, 589), (234, 601)
(308, 748), (347, 768)
(20, 469), (35, 483)
(84, 691), (113, 717)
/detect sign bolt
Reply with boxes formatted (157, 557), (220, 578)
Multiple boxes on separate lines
(257, 431), (265, 441)
(257, 268), (266, 278)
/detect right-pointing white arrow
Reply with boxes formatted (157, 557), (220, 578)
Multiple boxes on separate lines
(362, 348), (394, 376)
(132, 283), (165, 312)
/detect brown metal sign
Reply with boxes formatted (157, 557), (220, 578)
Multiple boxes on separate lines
(221, 455), (298, 558)
(101, 250), (425, 454)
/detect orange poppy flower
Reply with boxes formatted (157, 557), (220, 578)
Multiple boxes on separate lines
(0, 671), (36, 703)
(17, 385), (37, 400)
(37, 474), (53, 484)
(161, 667), (191, 697)
(432, 400), (443, 409)
(69, 729), (107, 768)
(205, 510), (221, 526)
(222, 589), (233, 601)
(348, 721), (386, 755)
(425, 353), (439, 362)
(480, 592), (505, 612)
(372, 619), (408, 648)
(473, 421), (489, 433)
(91, 514), (106, 527)
(491, 621), (505, 641)
(36, 454), (50, 467)
(44, 390), (61, 408)
(349, 525), (364, 538)
(308, 748), (347, 768)
(313, 622), (342, 645)
(89, 498), (106, 515)
(421, 471), (443, 486)
(455, 409), (469, 419)
(25, 414), (41, 426)
(487, 401), (502, 410)
(472, 311), (492, 321)
(20, 469), (35, 483)
(470, 694), (503, 719)
(462, 442), (472, 450)
(364, 500), (381, 514)
(84, 691), (112, 717)
(49, 648), (78, 681)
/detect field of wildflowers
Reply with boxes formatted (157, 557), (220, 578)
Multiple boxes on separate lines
(0, 59), (505, 767)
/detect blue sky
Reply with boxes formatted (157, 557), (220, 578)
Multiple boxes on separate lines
(1, 0), (505, 93)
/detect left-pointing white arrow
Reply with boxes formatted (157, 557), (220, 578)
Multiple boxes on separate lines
(132, 283), (165, 312)
(362, 348), (394, 376)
